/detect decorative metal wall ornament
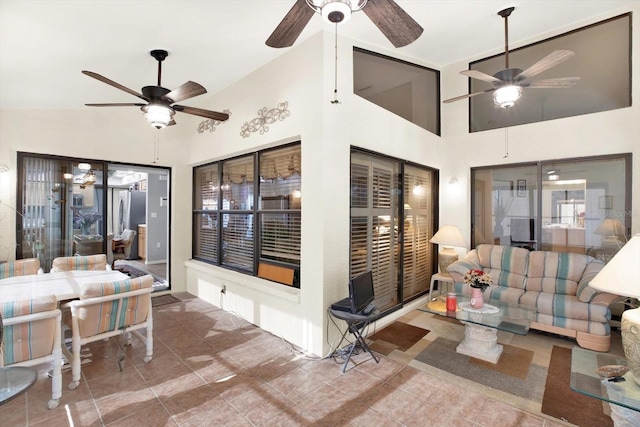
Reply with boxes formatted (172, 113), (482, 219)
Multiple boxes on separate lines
(240, 102), (290, 138)
(197, 110), (232, 134)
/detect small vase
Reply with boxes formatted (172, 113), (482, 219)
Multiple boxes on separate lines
(470, 288), (484, 309)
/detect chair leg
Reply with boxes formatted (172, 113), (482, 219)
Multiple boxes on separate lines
(145, 316), (153, 363)
(68, 332), (82, 390)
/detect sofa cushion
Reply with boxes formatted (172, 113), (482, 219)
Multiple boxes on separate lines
(520, 291), (610, 323)
(476, 244), (529, 289)
(526, 252), (590, 295)
(455, 282), (525, 305)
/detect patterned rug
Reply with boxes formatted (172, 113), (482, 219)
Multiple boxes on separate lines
(368, 321), (430, 353)
(541, 346), (613, 426)
(414, 337), (545, 402)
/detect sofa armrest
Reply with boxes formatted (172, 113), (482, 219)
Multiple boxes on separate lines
(576, 258), (620, 305)
(447, 250), (481, 284)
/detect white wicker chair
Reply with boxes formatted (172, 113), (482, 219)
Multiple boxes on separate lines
(62, 274), (153, 390)
(0, 296), (62, 409)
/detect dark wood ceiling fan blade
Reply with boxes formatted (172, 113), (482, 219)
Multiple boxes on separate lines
(165, 81), (207, 103)
(266, 0), (315, 48)
(525, 76), (580, 88)
(362, 0), (424, 48)
(82, 71), (148, 101)
(173, 105), (229, 121)
(85, 103), (146, 107)
(460, 69), (502, 84)
(443, 88), (496, 104)
(517, 50), (575, 81)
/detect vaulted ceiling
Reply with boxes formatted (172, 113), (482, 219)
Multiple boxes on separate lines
(0, 1), (634, 109)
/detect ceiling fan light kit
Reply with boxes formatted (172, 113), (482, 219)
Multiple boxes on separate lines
(306, 0), (366, 24)
(494, 85), (522, 109)
(142, 104), (174, 129)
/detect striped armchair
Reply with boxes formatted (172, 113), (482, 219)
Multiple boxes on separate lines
(0, 296), (62, 409)
(62, 274), (154, 390)
(51, 254), (111, 272)
(0, 258), (44, 278)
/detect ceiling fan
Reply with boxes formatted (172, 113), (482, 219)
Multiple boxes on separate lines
(444, 7), (580, 108)
(82, 49), (229, 129)
(266, 0), (423, 48)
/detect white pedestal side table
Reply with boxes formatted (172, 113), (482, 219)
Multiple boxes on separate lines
(429, 273), (454, 300)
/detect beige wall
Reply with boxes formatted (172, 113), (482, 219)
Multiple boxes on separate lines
(1, 3), (638, 356)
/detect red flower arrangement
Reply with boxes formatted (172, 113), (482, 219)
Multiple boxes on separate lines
(463, 269), (493, 292)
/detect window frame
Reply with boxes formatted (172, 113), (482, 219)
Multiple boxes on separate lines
(350, 147), (439, 315)
(470, 153), (632, 258)
(192, 142), (302, 287)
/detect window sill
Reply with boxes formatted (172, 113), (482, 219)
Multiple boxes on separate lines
(184, 259), (301, 303)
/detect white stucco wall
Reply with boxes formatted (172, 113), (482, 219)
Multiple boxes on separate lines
(1, 3), (637, 357)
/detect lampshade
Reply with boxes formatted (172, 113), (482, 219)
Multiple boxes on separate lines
(595, 218), (626, 238)
(430, 225), (466, 276)
(142, 104), (174, 129)
(493, 85), (522, 108)
(590, 234), (640, 298)
(430, 225), (466, 248)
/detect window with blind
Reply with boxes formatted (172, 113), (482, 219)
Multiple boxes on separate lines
(350, 149), (437, 312)
(192, 143), (301, 287)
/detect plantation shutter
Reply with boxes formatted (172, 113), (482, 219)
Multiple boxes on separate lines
(403, 166), (434, 298)
(350, 153), (399, 309)
(193, 164), (218, 262)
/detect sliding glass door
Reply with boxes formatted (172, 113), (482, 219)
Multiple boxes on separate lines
(471, 154), (632, 261)
(17, 153), (170, 287)
(350, 149), (438, 313)
(18, 156), (104, 272)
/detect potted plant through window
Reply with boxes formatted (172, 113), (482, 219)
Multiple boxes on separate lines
(464, 269), (493, 309)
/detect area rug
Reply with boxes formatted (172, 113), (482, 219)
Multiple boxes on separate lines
(369, 321), (430, 353)
(414, 337), (545, 402)
(151, 294), (181, 308)
(541, 346), (613, 427)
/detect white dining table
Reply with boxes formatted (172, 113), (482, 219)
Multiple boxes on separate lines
(0, 270), (129, 303)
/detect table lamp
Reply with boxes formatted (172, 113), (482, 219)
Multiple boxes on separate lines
(595, 218), (627, 248)
(589, 233), (640, 375)
(430, 225), (466, 276)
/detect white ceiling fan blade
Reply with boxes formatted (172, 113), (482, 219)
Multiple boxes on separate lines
(443, 88), (496, 104)
(460, 69), (502, 84)
(517, 50), (575, 81)
(525, 77), (580, 88)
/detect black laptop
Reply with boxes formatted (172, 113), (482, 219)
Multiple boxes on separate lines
(330, 296), (353, 313)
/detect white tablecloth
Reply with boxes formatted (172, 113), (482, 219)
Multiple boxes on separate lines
(0, 270), (128, 302)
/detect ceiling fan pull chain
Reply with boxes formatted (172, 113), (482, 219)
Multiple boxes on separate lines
(331, 23), (340, 104)
(503, 109), (509, 158)
(152, 131), (160, 163)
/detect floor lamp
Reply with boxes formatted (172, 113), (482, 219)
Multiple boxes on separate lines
(589, 233), (640, 375)
(430, 225), (466, 276)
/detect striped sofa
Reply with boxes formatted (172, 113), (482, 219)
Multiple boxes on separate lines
(447, 244), (621, 351)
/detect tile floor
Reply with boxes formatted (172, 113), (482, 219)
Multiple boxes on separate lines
(0, 293), (604, 426)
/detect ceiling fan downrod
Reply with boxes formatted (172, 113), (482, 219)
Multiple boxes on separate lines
(498, 7), (515, 69)
(150, 49), (168, 87)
